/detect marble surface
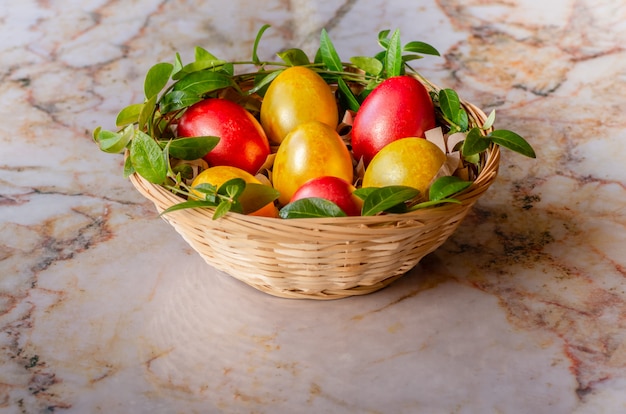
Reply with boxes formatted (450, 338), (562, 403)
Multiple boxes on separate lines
(2, 0), (626, 412)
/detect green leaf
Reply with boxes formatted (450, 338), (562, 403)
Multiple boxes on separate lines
(464, 152), (480, 165)
(172, 59), (228, 81)
(238, 182), (279, 214)
(94, 129), (122, 153)
(194, 46), (219, 62)
(377, 30), (391, 48)
(221, 63), (235, 76)
(116, 103), (144, 127)
(138, 94), (158, 131)
(401, 54), (424, 63)
(489, 129), (536, 158)
(313, 47), (323, 65)
(384, 29), (402, 77)
(428, 176), (472, 201)
(144, 62), (173, 99)
(279, 198), (347, 219)
(217, 178), (246, 200)
(172, 53), (183, 79)
(483, 109), (496, 130)
(319, 28), (343, 72)
(123, 155), (135, 178)
(337, 77), (360, 112)
(159, 90), (202, 113)
(277, 48), (310, 66)
(252, 24), (271, 65)
(216, 178), (246, 216)
(439, 89), (462, 124)
(349, 56), (383, 76)
(213, 200), (234, 219)
(172, 71), (233, 96)
(248, 70), (283, 95)
(191, 183), (218, 202)
(130, 130), (167, 184)
(361, 186), (420, 216)
(462, 127), (491, 156)
(172, 163), (194, 180)
(457, 108), (469, 131)
(353, 187), (377, 201)
(92, 126), (101, 142)
(160, 199), (218, 216)
(410, 198), (462, 210)
(403, 41), (440, 56)
(94, 125), (133, 154)
(159, 136), (219, 160)
(162, 139), (172, 176)
(229, 200), (244, 214)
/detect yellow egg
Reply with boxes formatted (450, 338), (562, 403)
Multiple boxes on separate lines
(272, 121), (353, 206)
(362, 138), (446, 196)
(191, 166), (277, 217)
(260, 66), (338, 144)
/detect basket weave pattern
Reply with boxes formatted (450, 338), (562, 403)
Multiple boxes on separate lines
(130, 123), (499, 300)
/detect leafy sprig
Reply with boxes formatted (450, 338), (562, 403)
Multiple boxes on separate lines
(434, 88), (536, 159)
(161, 179), (279, 220)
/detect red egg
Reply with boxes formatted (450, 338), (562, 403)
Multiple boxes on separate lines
(290, 176), (362, 216)
(351, 75), (436, 166)
(177, 98), (270, 175)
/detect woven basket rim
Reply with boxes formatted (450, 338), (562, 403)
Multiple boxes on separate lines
(129, 142), (499, 226)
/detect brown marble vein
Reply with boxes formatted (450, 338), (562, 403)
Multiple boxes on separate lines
(2, 0), (626, 412)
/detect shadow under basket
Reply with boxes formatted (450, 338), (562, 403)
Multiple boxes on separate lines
(129, 142), (500, 300)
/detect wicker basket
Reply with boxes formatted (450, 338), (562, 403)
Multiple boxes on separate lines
(129, 75), (500, 300)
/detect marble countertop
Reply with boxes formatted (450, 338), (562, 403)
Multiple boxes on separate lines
(2, 0), (626, 413)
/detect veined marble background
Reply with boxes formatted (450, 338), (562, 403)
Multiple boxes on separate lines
(1, 0), (626, 413)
